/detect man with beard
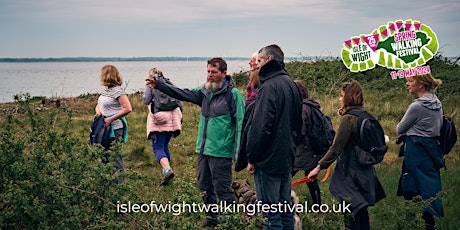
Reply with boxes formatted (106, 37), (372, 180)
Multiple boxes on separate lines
(245, 44), (303, 229)
(146, 57), (245, 227)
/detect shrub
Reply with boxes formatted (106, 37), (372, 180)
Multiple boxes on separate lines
(231, 71), (249, 88)
(0, 95), (140, 229)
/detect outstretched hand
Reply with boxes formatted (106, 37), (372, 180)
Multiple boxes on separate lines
(145, 77), (157, 89)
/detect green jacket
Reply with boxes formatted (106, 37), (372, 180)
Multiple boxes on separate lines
(155, 76), (245, 159)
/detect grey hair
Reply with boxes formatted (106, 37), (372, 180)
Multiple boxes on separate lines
(258, 44), (284, 61)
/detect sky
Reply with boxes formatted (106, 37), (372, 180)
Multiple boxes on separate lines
(1, 0), (459, 58)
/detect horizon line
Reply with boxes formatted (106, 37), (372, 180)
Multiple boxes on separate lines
(0, 55), (342, 63)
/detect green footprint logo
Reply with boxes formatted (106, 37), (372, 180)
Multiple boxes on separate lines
(341, 19), (438, 73)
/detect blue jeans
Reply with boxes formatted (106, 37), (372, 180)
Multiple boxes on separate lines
(254, 170), (294, 230)
(151, 132), (173, 163)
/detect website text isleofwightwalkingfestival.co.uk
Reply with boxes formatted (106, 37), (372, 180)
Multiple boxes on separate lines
(116, 200), (351, 216)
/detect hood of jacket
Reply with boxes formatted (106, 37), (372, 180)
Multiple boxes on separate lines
(415, 93), (442, 111)
(258, 59), (287, 83)
(303, 98), (320, 109)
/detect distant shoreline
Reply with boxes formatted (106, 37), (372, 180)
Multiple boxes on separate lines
(0, 57), (248, 62)
(1, 55), (458, 63)
(0, 56), (342, 62)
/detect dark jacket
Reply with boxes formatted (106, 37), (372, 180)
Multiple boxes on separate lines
(397, 135), (444, 217)
(319, 106), (386, 216)
(246, 59), (302, 175)
(89, 116), (111, 150)
(89, 116), (128, 150)
(234, 101), (256, 172)
(293, 98), (322, 171)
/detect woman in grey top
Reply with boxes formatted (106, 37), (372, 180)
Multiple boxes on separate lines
(396, 73), (443, 230)
(95, 64), (132, 184)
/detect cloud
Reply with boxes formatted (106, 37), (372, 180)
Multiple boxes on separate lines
(1, 0), (458, 57)
(1, 0), (353, 24)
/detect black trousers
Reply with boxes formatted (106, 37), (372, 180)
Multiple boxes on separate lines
(346, 207), (369, 230)
(197, 154), (234, 219)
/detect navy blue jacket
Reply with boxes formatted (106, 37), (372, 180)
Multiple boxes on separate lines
(89, 116), (111, 150)
(397, 135), (444, 217)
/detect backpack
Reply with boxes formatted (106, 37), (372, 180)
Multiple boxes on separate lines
(438, 115), (457, 155)
(346, 110), (388, 165)
(306, 105), (335, 154)
(151, 76), (182, 113)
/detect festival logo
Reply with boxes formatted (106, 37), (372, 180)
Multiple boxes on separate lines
(341, 19), (438, 79)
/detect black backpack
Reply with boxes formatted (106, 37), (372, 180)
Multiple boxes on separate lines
(346, 110), (388, 165)
(151, 76), (182, 113)
(438, 115), (457, 155)
(306, 105), (335, 155)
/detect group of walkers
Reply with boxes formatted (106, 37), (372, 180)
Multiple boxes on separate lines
(93, 44), (445, 229)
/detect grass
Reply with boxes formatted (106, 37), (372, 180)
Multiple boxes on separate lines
(1, 86), (459, 229)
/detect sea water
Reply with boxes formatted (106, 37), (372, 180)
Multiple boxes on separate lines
(0, 60), (249, 103)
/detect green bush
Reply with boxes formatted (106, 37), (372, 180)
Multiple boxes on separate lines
(0, 96), (139, 229)
(231, 71), (249, 88)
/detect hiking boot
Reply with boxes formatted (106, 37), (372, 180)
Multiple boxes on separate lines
(160, 169), (175, 186)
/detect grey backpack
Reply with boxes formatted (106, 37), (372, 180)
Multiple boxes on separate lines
(151, 76), (182, 113)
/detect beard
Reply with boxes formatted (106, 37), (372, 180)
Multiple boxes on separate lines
(205, 81), (223, 92)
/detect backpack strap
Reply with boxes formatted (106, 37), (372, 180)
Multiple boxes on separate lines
(223, 85), (239, 160)
(150, 89), (160, 114)
(344, 109), (368, 143)
(225, 86), (236, 125)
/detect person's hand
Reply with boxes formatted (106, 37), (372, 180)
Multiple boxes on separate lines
(395, 135), (406, 145)
(246, 163), (255, 175)
(337, 107), (345, 116)
(145, 76), (157, 89)
(103, 117), (113, 127)
(307, 167), (320, 181)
